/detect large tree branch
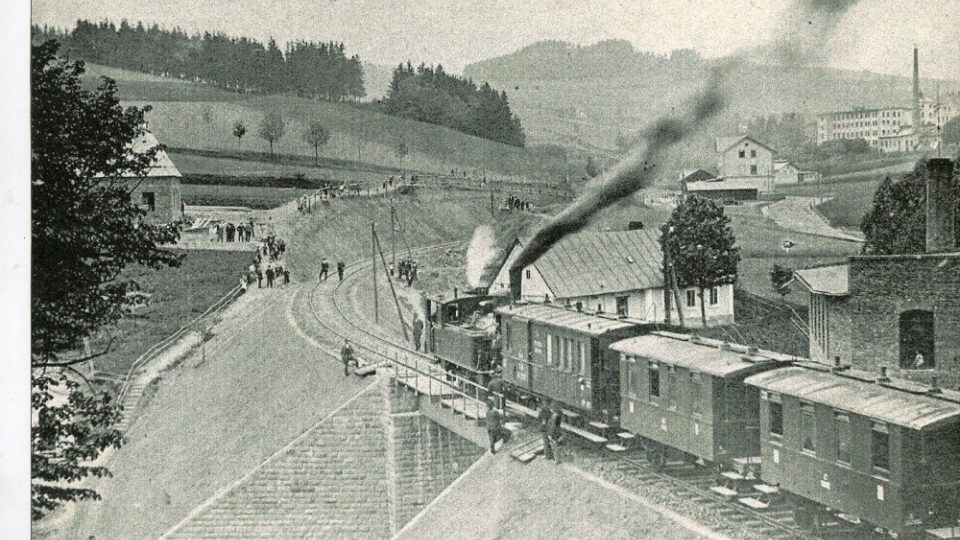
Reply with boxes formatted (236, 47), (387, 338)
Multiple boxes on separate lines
(34, 335), (117, 368)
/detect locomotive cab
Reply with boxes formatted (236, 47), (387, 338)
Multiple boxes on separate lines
(423, 289), (502, 382)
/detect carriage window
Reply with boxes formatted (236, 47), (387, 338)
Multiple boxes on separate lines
(625, 359), (635, 395)
(546, 333), (553, 365)
(801, 403), (816, 453)
(563, 338), (571, 372)
(768, 394), (783, 437)
(558, 338), (566, 370)
(667, 367), (679, 410)
(649, 364), (660, 400)
(579, 342), (588, 377)
(503, 322), (511, 350)
(690, 373), (703, 415)
(872, 422), (890, 475)
(835, 413), (851, 465)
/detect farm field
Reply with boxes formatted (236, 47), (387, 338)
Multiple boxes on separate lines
(90, 249), (252, 379)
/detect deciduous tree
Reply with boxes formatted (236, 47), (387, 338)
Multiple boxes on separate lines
(233, 120), (247, 151)
(32, 40), (181, 519)
(258, 111), (285, 159)
(302, 121), (329, 165)
(660, 196), (740, 327)
(770, 263), (794, 302)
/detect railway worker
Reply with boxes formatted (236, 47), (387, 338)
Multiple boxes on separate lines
(337, 261), (345, 282)
(485, 397), (505, 454)
(341, 340), (356, 377)
(547, 404), (564, 464)
(412, 314), (424, 351)
(319, 258), (330, 282)
(538, 401), (554, 460)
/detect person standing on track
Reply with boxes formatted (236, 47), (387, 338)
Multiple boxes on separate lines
(341, 340), (355, 377)
(539, 401), (554, 460)
(337, 261), (345, 282)
(547, 404), (564, 464)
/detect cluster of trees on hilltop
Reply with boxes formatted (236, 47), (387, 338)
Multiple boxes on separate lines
(31, 21), (365, 100)
(381, 63), (525, 147)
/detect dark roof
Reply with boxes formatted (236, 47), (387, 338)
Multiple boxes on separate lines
(530, 230), (664, 298)
(715, 135), (776, 154)
(793, 264), (850, 296)
(611, 331), (793, 378)
(680, 169), (717, 183)
(495, 303), (638, 335)
(745, 367), (960, 431)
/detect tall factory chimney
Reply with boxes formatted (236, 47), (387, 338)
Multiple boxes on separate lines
(912, 47), (922, 130)
(925, 158), (956, 252)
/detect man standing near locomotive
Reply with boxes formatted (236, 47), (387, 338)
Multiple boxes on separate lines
(539, 401), (554, 460)
(547, 404), (564, 464)
(485, 397), (509, 454)
(412, 314), (424, 351)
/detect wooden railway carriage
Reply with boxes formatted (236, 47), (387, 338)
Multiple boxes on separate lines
(745, 365), (960, 536)
(612, 332), (789, 467)
(495, 302), (648, 420)
(423, 291), (497, 378)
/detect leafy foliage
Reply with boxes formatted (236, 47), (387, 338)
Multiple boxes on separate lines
(31, 21), (365, 100)
(660, 196), (740, 326)
(31, 40), (181, 519)
(232, 120), (247, 149)
(382, 62), (525, 147)
(258, 112), (285, 158)
(860, 158), (960, 254)
(770, 263), (794, 299)
(302, 121), (329, 164)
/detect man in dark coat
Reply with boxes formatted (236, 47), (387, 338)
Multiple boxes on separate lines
(547, 405), (564, 464)
(412, 315), (424, 351)
(539, 401), (554, 460)
(485, 397), (507, 454)
(337, 261), (346, 282)
(341, 340), (355, 377)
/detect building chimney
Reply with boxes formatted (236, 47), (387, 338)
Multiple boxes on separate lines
(925, 158), (956, 252)
(913, 47), (922, 130)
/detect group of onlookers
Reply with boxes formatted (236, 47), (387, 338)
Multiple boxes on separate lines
(215, 221), (255, 242)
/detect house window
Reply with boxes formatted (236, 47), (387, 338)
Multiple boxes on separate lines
(616, 296), (628, 317)
(525, 269), (531, 279)
(750, 149), (757, 157)
(768, 395), (783, 437)
(871, 422), (890, 475)
(750, 164), (758, 175)
(141, 192), (156, 211)
(899, 310), (934, 369)
(801, 403), (816, 453)
(686, 290), (696, 308)
(649, 363), (660, 400)
(709, 287), (719, 305)
(738, 150), (745, 158)
(835, 412), (851, 465)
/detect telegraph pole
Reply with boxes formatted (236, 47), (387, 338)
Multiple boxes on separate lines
(390, 198), (396, 270)
(371, 221), (378, 323)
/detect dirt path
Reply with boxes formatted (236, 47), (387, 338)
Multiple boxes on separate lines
(762, 196), (865, 242)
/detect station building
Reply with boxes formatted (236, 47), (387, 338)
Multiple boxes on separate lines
(489, 229), (735, 328)
(792, 158), (960, 386)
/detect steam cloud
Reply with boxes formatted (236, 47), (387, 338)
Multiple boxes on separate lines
(508, 0), (860, 287)
(465, 225), (497, 289)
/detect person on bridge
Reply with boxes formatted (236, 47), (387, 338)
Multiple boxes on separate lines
(412, 314), (424, 351)
(341, 340), (356, 377)
(337, 261), (345, 282)
(319, 258), (330, 282)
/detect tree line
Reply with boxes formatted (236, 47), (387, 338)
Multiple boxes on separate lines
(381, 62), (525, 147)
(31, 20), (365, 100)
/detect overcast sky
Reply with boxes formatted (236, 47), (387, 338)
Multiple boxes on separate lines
(31, 0), (960, 79)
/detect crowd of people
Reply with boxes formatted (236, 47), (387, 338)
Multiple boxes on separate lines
(395, 258), (418, 286)
(214, 220), (256, 242)
(238, 234), (290, 292)
(505, 195), (534, 212)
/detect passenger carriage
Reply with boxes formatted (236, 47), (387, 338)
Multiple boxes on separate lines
(495, 302), (649, 425)
(745, 364), (960, 537)
(612, 331), (790, 469)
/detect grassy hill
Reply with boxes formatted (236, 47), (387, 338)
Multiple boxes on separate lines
(81, 63), (569, 183)
(463, 40), (960, 156)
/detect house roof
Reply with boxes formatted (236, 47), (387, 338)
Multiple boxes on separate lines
(611, 332), (792, 378)
(773, 160), (796, 172)
(679, 168), (717, 183)
(715, 135), (775, 154)
(792, 264), (849, 296)
(124, 131), (181, 178)
(527, 229), (664, 298)
(684, 177), (763, 192)
(745, 366), (960, 431)
(495, 302), (638, 335)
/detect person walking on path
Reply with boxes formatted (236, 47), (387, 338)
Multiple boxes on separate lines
(337, 261), (345, 282)
(283, 268), (290, 285)
(412, 314), (424, 351)
(319, 258), (330, 282)
(547, 404), (564, 464)
(256, 267), (263, 288)
(539, 401), (554, 460)
(265, 266), (275, 288)
(341, 340), (356, 377)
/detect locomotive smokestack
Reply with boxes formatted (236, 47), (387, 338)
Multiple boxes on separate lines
(925, 158), (956, 252)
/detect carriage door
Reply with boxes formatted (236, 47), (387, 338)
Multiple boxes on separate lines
(575, 340), (591, 409)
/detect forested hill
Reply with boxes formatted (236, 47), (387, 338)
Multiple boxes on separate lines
(32, 21), (366, 101)
(463, 39), (959, 150)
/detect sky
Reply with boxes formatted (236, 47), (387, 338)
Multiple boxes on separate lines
(31, 0), (960, 80)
